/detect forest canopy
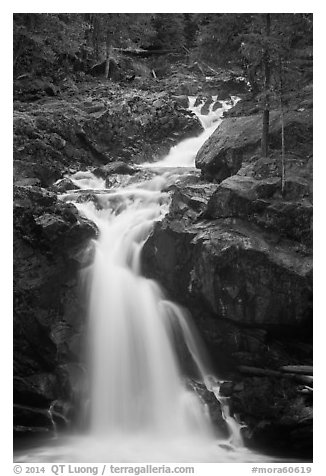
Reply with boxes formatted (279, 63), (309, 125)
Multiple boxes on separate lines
(13, 13), (312, 83)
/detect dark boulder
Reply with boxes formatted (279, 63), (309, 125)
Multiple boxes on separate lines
(175, 81), (201, 96)
(200, 97), (213, 115)
(195, 110), (312, 181)
(14, 78), (60, 102)
(212, 100), (223, 111)
(143, 215), (312, 329)
(172, 95), (189, 108)
(50, 178), (77, 194)
(93, 161), (138, 178)
(205, 175), (313, 247)
(194, 95), (204, 107)
(231, 376), (313, 458)
(14, 185), (97, 433)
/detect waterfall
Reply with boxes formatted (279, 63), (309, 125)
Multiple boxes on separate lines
(76, 184), (214, 440)
(70, 95), (244, 456)
(143, 95), (238, 168)
(14, 95), (273, 463)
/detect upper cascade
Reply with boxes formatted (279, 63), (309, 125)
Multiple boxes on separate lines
(142, 96), (239, 168)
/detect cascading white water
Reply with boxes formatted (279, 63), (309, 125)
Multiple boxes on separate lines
(78, 184), (214, 439)
(14, 95), (277, 463)
(143, 96), (238, 168)
(77, 96), (242, 447)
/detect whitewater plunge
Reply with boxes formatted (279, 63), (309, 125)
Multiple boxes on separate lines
(14, 95), (273, 463)
(80, 96), (240, 442)
(143, 96), (235, 168)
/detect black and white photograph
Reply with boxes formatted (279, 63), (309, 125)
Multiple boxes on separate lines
(11, 6), (314, 468)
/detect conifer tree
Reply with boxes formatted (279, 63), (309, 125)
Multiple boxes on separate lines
(151, 14), (186, 50)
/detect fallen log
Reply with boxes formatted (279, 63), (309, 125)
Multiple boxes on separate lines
(237, 365), (281, 377)
(113, 47), (178, 57)
(237, 365), (313, 386)
(280, 365), (313, 375)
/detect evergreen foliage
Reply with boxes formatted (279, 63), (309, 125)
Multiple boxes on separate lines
(195, 13), (252, 66)
(13, 13), (88, 76)
(151, 14), (186, 50)
(13, 12), (313, 95)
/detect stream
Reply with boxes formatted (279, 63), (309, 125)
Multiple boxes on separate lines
(14, 96), (283, 463)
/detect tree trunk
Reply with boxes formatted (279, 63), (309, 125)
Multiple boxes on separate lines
(280, 365), (313, 375)
(281, 103), (285, 195)
(13, 39), (27, 69)
(261, 109), (270, 157)
(279, 56), (286, 195)
(261, 14), (271, 158)
(238, 365), (313, 385)
(248, 64), (259, 96)
(104, 44), (113, 79)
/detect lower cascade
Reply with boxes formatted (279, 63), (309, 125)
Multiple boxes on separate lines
(14, 96), (276, 463)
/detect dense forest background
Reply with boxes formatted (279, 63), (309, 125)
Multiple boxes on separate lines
(13, 13), (312, 86)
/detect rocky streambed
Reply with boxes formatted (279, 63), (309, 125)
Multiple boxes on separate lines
(13, 75), (312, 459)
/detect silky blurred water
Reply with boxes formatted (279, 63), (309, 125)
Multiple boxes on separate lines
(14, 95), (282, 463)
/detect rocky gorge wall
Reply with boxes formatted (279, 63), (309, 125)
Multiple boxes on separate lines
(142, 86), (313, 457)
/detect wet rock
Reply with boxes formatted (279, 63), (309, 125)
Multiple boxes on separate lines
(176, 81), (201, 96)
(233, 382), (245, 392)
(172, 95), (189, 108)
(13, 109), (90, 187)
(219, 381), (233, 397)
(143, 215), (312, 329)
(14, 185), (57, 211)
(232, 377), (313, 458)
(50, 178), (77, 193)
(205, 175), (261, 218)
(200, 97), (213, 115)
(93, 161), (137, 178)
(187, 380), (228, 436)
(168, 183), (218, 219)
(195, 110), (312, 181)
(13, 158), (63, 188)
(205, 175), (312, 247)
(254, 200), (312, 248)
(15, 177), (42, 187)
(14, 78), (60, 102)
(14, 185), (97, 429)
(14, 405), (54, 435)
(194, 95), (204, 107)
(212, 100), (223, 111)
(13, 373), (58, 408)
